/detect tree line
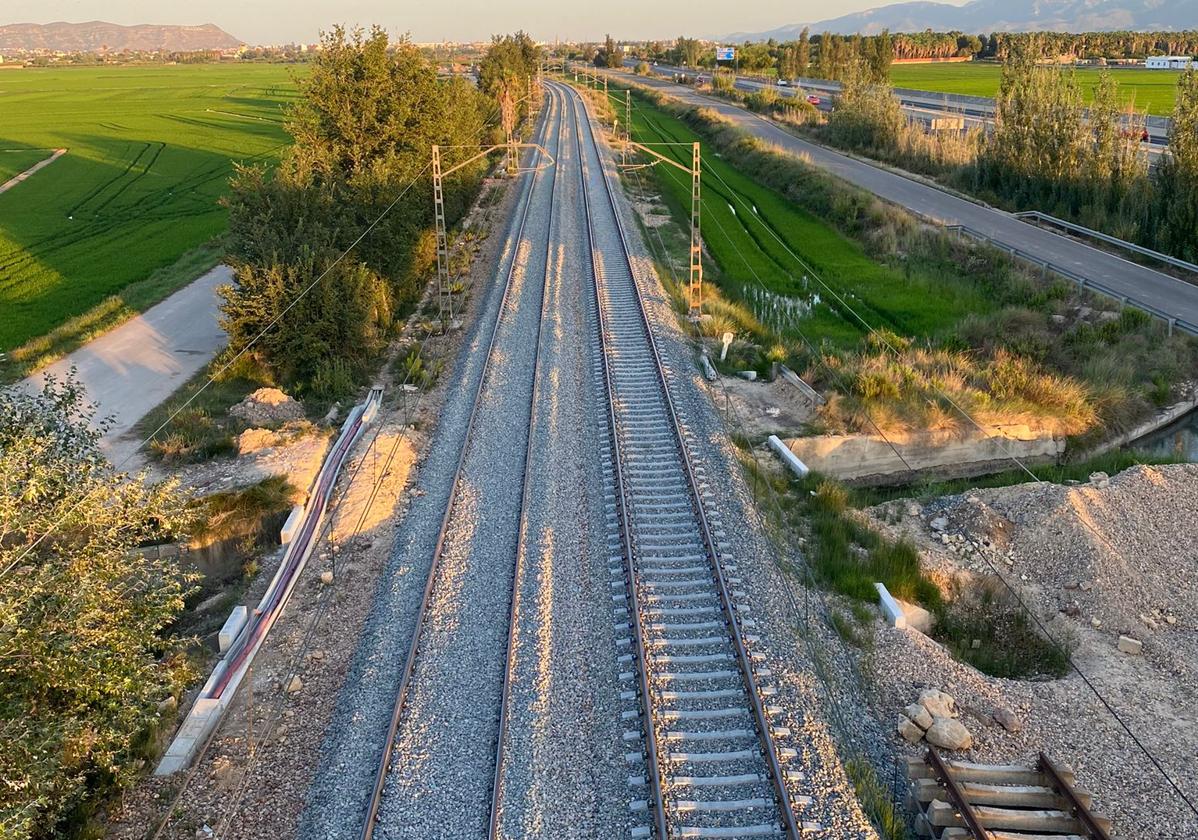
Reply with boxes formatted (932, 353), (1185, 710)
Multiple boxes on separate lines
(220, 27), (540, 399)
(629, 29), (1198, 82)
(819, 46), (1198, 261)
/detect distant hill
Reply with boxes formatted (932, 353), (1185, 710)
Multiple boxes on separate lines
(0, 21), (242, 52)
(726, 0), (1198, 39)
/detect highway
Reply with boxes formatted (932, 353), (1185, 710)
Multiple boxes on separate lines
(635, 61), (1173, 148)
(601, 65), (1198, 334)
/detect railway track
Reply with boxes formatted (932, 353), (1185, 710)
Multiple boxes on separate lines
(359, 83), (564, 840)
(568, 83), (812, 838)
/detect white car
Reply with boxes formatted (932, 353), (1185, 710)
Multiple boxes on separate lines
(777, 79), (789, 86)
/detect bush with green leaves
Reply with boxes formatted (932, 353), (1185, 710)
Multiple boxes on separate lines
(0, 373), (195, 838)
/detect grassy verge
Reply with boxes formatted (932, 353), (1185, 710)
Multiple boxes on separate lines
(0, 238), (225, 384)
(134, 354), (273, 463)
(610, 82), (1198, 442)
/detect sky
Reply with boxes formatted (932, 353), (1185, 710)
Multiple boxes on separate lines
(0, 0), (967, 45)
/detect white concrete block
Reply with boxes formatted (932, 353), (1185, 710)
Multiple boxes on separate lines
(218, 605), (248, 653)
(768, 435), (810, 479)
(874, 582), (907, 630)
(279, 504), (305, 545)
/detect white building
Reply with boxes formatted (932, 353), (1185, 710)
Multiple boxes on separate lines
(1146, 56), (1196, 70)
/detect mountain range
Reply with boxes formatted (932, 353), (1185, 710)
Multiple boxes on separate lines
(0, 21), (242, 52)
(726, 0), (1198, 39)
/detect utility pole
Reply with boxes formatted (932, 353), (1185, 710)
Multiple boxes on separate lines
(431, 144), (452, 324)
(619, 139), (705, 318)
(688, 141), (703, 317)
(500, 87), (518, 175)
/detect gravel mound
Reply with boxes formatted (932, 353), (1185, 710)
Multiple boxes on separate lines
(229, 387), (305, 426)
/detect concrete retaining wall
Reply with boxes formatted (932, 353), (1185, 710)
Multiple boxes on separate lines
(782, 425), (1064, 485)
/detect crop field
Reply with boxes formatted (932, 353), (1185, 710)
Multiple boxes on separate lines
(616, 91), (991, 347)
(0, 63), (298, 351)
(889, 63), (1184, 116)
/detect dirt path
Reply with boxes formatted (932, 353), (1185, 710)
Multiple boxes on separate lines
(21, 265), (228, 469)
(0, 148), (67, 194)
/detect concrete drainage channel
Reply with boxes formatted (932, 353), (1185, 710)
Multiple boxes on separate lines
(156, 387), (383, 774)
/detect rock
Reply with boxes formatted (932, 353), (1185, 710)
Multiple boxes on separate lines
(1117, 635), (1143, 655)
(926, 717), (973, 751)
(230, 387), (305, 426)
(1088, 471), (1110, 489)
(196, 826), (215, 840)
(992, 707), (1023, 733)
(1167, 615), (1177, 626)
(904, 703), (933, 730)
(320, 570), (334, 585)
(310, 649), (326, 661)
(918, 688), (957, 720)
(237, 427), (281, 455)
(1098, 310), (1120, 323)
(737, 370), (757, 381)
(930, 516), (949, 532)
(1091, 617), (1103, 628)
(1050, 314), (1067, 325)
(1079, 580), (1093, 592)
(158, 695), (178, 715)
(906, 503), (922, 518)
(897, 715), (925, 743)
(896, 598), (934, 635)
(284, 675), (303, 694)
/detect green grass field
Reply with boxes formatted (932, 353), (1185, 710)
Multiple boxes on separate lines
(619, 91), (991, 348)
(0, 63), (298, 351)
(889, 63), (1184, 116)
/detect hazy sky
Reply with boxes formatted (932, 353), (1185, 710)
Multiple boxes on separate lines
(0, 0), (967, 45)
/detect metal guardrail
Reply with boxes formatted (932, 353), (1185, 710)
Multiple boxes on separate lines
(1014, 211), (1198, 276)
(946, 223), (1198, 338)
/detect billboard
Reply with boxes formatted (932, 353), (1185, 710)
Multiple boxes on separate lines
(715, 47), (735, 61)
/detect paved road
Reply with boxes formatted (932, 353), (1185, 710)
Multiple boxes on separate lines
(604, 67), (1198, 333)
(21, 265), (228, 467)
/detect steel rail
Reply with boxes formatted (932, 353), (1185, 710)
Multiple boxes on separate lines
(486, 81), (566, 840)
(571, 85), (669, 840)
(571, 82), (802, 839)
(925, 747), (993, 840)
(1038, 752), (1112, 840)
(358, 87), (562, 840)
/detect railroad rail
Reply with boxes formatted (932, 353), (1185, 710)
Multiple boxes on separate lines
(570, 82), (810, 838)
(359, 83), (563, 839)
(909, 748), (1113, 839)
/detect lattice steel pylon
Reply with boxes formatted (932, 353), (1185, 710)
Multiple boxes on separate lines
(688, 141), (703, 317)
(431, 144), (452, 324)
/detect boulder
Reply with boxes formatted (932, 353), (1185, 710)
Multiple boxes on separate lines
(904, 703), (933, 730)
(897, 599), (934, 635)
(1117, 635), (1143, 655)
(926, 717), (973, 751)
(897, 715), (925, 743)
(284, 675), (303, 694)
(1088, 471), (1111, 489)
(992, 707), (1023, 733)
(918, 688), (957, 720)
(930, 516), (948, 532)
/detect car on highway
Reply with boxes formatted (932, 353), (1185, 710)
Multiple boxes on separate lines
(777, 79), (789, 86)
(806, 94), (822, 106)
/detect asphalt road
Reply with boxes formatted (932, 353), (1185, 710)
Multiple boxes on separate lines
(21, 265), (228, 467)
(604, 66), (1198, 333)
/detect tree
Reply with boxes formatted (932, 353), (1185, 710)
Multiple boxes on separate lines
(797, 28), (810, 77)
(1152, 70), (1198, 260)
(673, 36), (702, 68)
(221, 26), (489, 396)
(0, 373), (194, 839)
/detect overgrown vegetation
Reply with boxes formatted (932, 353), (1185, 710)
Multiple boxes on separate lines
(810, 47), (1198, 263)
(0, 373), (196, 838)
(136, 355), (275, 463)
(221, 27), (532, 400)
(615, 83), (1198, 441)
(794, 474), (1072, 680)
(190, 475), (299, 548)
